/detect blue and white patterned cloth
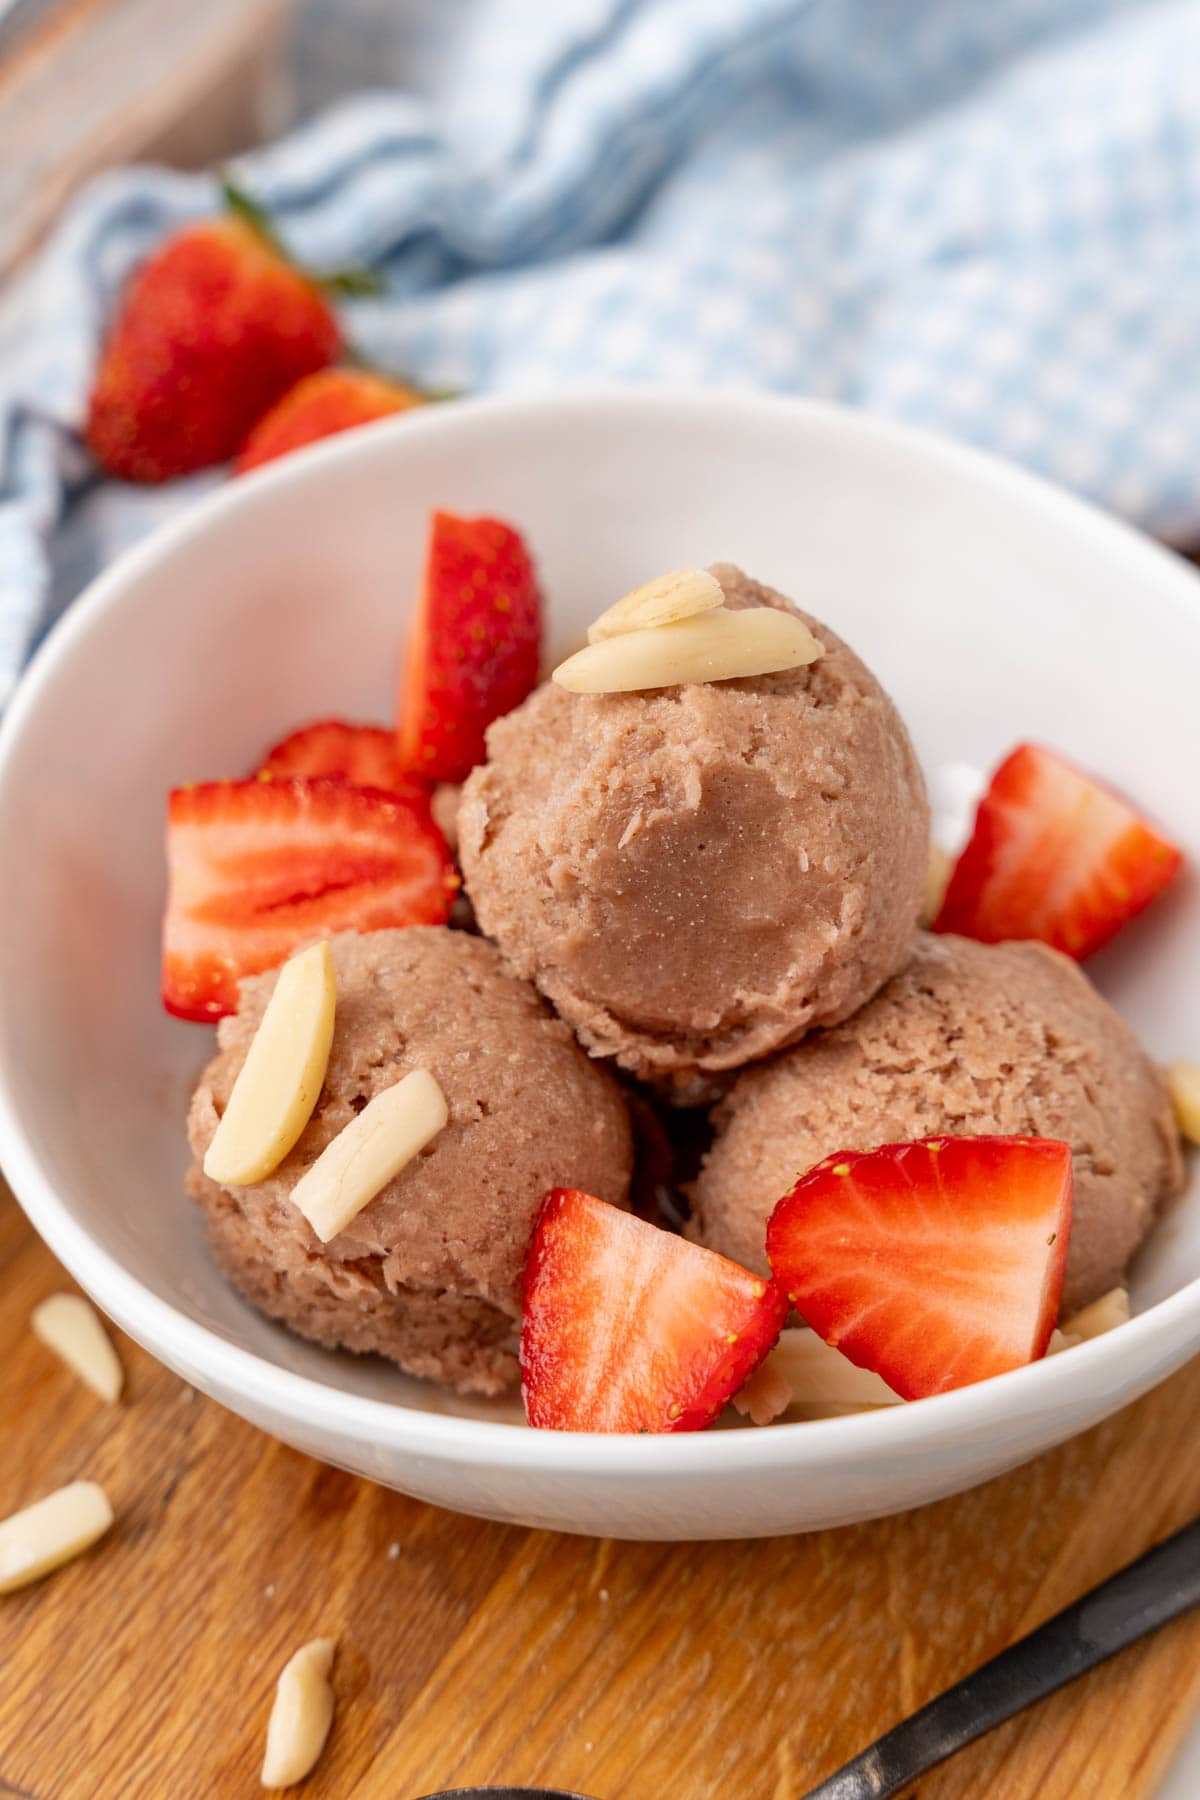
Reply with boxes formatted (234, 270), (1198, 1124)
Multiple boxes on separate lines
(2, 0), (1200, 707)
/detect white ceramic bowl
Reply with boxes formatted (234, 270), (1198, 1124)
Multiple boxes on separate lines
(0, 390), (1196, 1541)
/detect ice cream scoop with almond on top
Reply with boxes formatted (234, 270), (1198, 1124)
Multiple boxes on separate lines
(187, 928), (633, 1394)
(459, 564), (931, 1089)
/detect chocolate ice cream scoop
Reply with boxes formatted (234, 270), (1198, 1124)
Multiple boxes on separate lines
(458, 565), (929, 1087)
(187, 927), (633, 1394)
(691, 932), (1184, 1313)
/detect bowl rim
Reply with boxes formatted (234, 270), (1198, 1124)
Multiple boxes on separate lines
(0, 383), (1197, 1476)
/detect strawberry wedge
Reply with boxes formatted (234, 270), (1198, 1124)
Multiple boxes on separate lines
(521, 1188), (788, 1433)
(766, 1137), (1073, 1400)
(934, 744), (1182, 959)
(163, 777), (458, 1020)
(397, 510), (542, 783)
(256, 718), (430, 806)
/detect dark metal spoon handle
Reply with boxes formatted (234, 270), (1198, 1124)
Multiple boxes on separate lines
(803, 1514), (1200, 1799)
(417, 1789), (593, 1798)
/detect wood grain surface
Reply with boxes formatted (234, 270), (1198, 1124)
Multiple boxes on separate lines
(0, 0), (288, 278)
(1, 1177), (1199, 1799)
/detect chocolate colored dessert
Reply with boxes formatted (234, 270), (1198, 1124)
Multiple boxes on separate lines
(459, 565), (929, 1086)
(690, 932), (1183, 1312)
(188, 927), (633, 1393)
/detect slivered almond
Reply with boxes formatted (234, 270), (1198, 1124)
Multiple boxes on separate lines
(921, 843), (953, 927)
(587, 567), (724, 642)
(0, 1481), (113, 1593)
(730, 1356), (794, 1426)
(732, 1328), (902, 1423)
(1062, 1287), (1131, 1340)
(204, 940), (336, 1187)
(1047, 1328), (1082, 1355)
(1167, 1062), (1200, 1144)
(31, 1293), (123, 1403)
(291, 1067), (448, 1242)
(261, 1638), (336, 1789)
(553, 605), (823, 694)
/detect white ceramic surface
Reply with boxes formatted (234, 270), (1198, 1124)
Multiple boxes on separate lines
(1162, 1718), (1200, 1799)
(0, 389), (1196, 1541)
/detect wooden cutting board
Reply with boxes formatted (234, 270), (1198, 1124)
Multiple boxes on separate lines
(2, 1176), (1200, 1799)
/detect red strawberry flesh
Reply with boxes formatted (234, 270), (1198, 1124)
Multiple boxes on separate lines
(934, 744), (1181, 959)
(162, 776), (457, 1020)
(397, 510), (542, 783)
(86, 217), (340, 483)
(236, 368), (424, 474)
(256, 718), (431, 806)
(766, 1136), (1073, 1400)
(521, 1187), (788, 1432)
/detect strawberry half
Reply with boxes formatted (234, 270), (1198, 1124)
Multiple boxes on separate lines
(256, 718), (430, 806)
(236, 368), (425, 474)
(766, 1137), (1073, 1400)
(521, 1188), (788, 1432)
(397, 510), (542, 783)
(163, 777), (458, 1020)
(934, 743), (1182, 959)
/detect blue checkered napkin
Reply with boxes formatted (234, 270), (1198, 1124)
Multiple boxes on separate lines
(2, 0), (1199, 708)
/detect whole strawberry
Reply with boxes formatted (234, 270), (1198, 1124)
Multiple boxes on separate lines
(236, 368), (426, 474)
(86, 185), (348, 483)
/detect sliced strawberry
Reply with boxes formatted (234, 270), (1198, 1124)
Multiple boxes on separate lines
(934, 743), (1182, 960)
(766, 1136), (1073, 1400)
(162, 777), (458, 1020)
(256, 718), (430, 806)
(397, 510), (542, 783)
(521, 1188), (788, 1432)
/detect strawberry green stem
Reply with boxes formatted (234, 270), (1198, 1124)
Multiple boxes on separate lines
(219, 174), (385, 297)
